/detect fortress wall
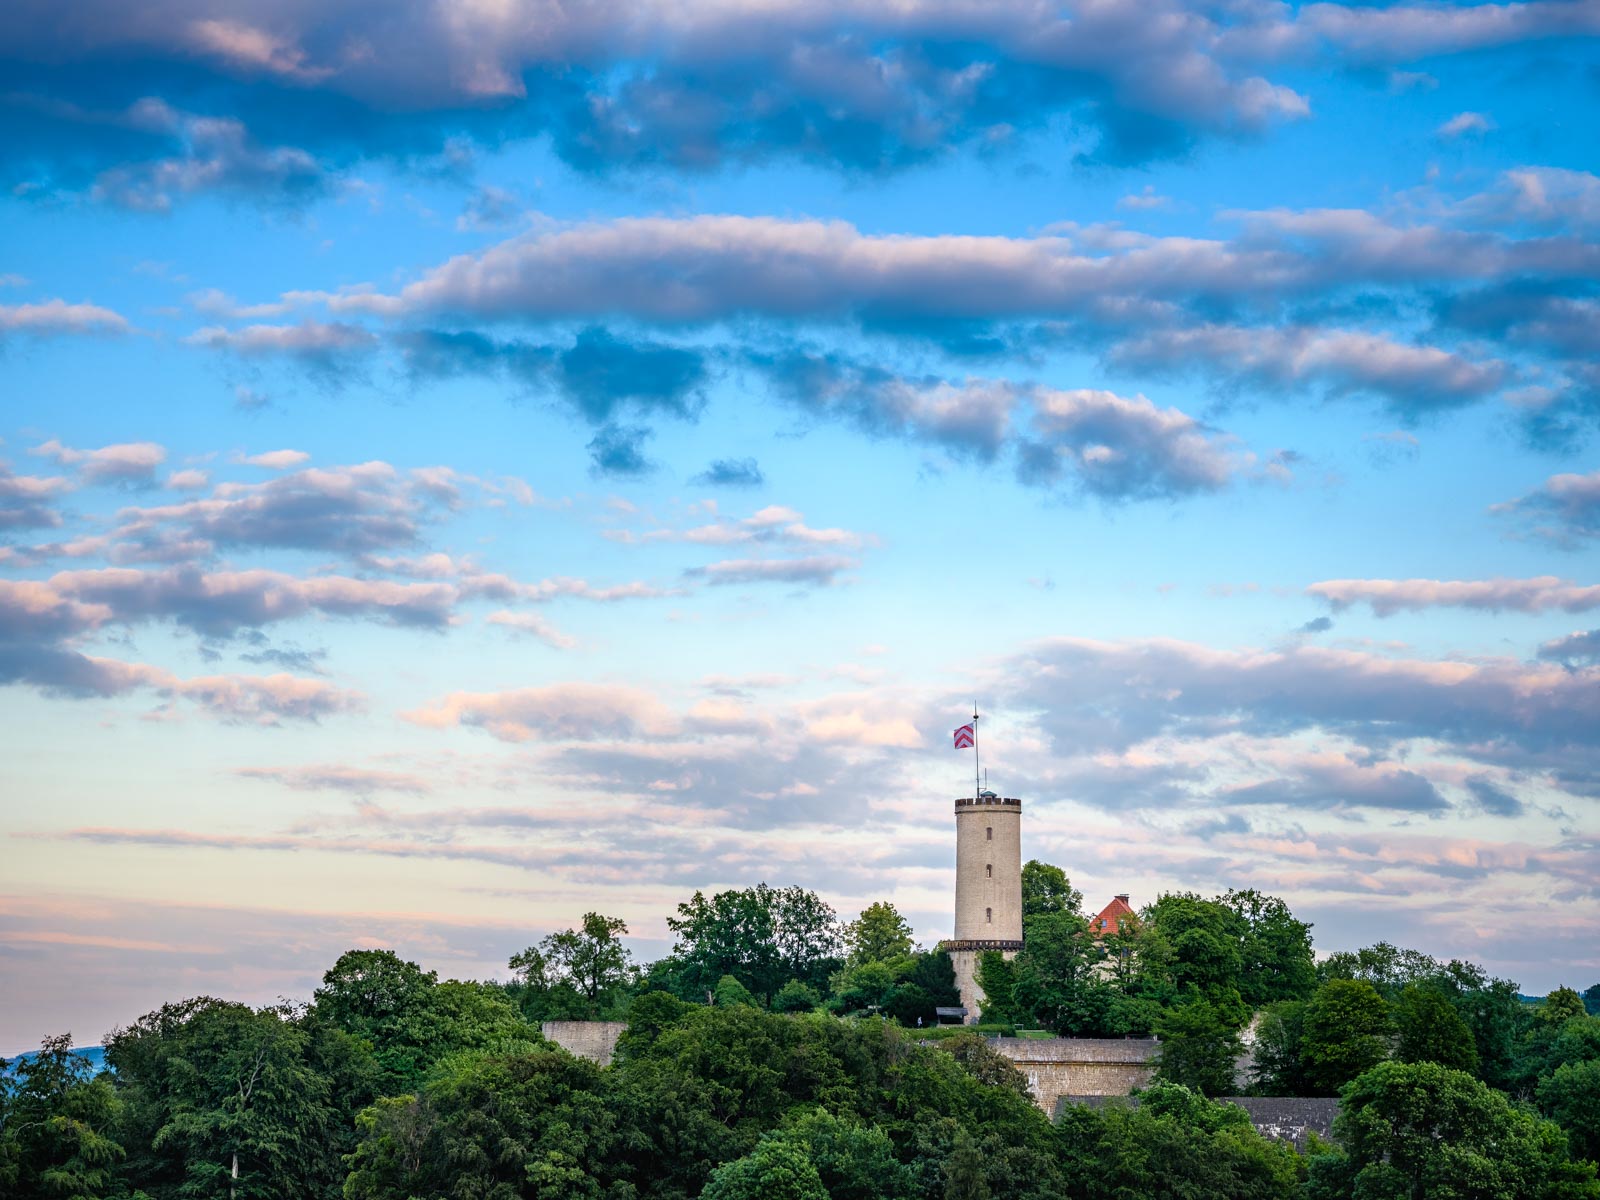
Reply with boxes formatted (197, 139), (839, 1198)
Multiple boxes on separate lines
(992, 1038), (1160, 1114)
(541, 1020), (628, 1066)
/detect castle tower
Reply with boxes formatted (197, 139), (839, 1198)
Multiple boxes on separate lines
(945, 791), (1023, 1023)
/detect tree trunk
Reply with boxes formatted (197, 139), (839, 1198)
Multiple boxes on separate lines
(231, 1151), (238, 1200)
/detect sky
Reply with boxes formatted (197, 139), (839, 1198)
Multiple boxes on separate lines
(3, 0), (1600, 1052)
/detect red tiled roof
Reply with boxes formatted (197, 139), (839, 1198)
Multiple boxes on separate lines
(1089, 895), (1136, 937)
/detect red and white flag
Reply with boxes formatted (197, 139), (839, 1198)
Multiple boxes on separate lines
(953, 723), (974, 749)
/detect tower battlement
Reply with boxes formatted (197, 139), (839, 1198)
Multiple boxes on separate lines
(954, 795), (1022, 810)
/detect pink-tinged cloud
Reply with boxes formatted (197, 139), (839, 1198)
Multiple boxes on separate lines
(998, 635), (1600, 756)
(0, 299), (129, 336)
(1309, 575), (1600, 616)
(236, 765), (433, 795)
(1023, 387), (1246, 497)
(115, 460), (445, 555)
(239, 448), (311, 469)
(402, 682), (680, 742)
(485, 610), (578, 648)
(1494, 468), (1600, 544)
(0, 463), (71, 530)
(186, 319), (377, 358)
(17, 565), (460, 635)
(164, 468), (210, 490)
(33, 439), (167, 484)
(612, 504), (871, 550)
(1110, 324), (1508, 411)
(1297, 0), (1600, 61)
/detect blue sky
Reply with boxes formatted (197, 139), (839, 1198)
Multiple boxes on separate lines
(3, 0), (1599, 1050)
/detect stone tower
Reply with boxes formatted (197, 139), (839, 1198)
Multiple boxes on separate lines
(945, 792), (1023, 1023)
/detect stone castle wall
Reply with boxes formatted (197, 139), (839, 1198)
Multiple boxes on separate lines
(992, 1038), (1160, 1115)
(541, 1020), (628, 1066)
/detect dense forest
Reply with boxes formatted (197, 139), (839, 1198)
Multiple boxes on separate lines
(4, 865), (1598, 1199)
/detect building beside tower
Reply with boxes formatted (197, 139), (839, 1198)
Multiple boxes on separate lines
(943, 790), (1024, 1022)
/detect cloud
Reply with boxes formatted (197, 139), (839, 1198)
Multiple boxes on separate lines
(1493, 469), (1600, 545)
(997, 635), (1600, 760)
(1224, 761), (1450, 813)
(0, 300), (129, 336)
(88, 110), (327, 212)
(484, 610), (578, 649)
(1110, 324), (1509, 415)
(235, 765), (431, 795)
(402, 682), (680, 743)
(0, 643), (361, 723)
(691, 458), (765, 488)
(238, 449), (310, 469)
(1017, 387), (1247, 499)
(0, 462), (70, 530)
(586, 424), (653, 477)
(32, 439), (166, 486)
(1464, 774), (1525, 817)
(1298, 615), (1335, 634)
(13, 566), (461, 637)
(0, 0), (1318, 206)
(1538, 629), (1600, 666)
(165, 469), (210, 490)
(685, 555), (859, 587)
(1309, 576), (1600, 616)
(186, 320), (378, 367)
(556, 327), (709, 424)
(756, 350), (1015, 463)
(1293, 1), (1600, 61)
(113, 461), (449, 556)
(609, 504), (867, 551)
(1437, 111), (1493, 139)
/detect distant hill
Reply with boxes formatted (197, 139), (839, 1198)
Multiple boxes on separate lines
(2, 1045), (107, 1075)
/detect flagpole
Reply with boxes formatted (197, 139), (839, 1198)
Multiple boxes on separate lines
(972, 702), (980, 800)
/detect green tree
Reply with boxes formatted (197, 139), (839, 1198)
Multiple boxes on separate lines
(830, 961), (897, 1014)
(313, 950), (534, 1091)
(2, 1034), (124, 1200)
(1545, 987), (1589, 1025)
(1140, 893), (1246, 1004)
(700, 1137), (829, 1200)
(512, 912), (634, 1018)
(714, 974), (759, 1008)
(844, 901), (914, 965)
(1539, 1059), (1600, 1163)
(1223, 890), (1316, 1006)
(1070, 1083), (1303, 1200)
(975, 952), (1019, 1024)
(1584, 984), (1600, 1017)
(1020, 861), (1082, 921)
(667, 884), (842, 1003)
(1307, 1061), (1600, 1200)
(1301, 979), (1390, 1095)
(1154, 998), (1245, 1095)
(774, 1109), (917, 1200)
(1317, 941), (1440, 998)
(344, 1047), (627, 1200)
(771, 980), (822, 1013)
(106, 999), (351, 1200)
(1393, 984), (1477, 1071)
(1010, 911), (1116, 1035)
(942, 1126), (991, 1200)
(1249, 1001), (1311, 1096)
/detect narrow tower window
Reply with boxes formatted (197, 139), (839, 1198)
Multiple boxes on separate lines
(986, 864), (992, 878)
(986, 826), (992, 841)
(986, 907), (992, 923)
